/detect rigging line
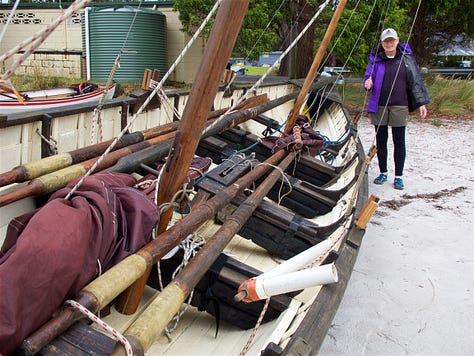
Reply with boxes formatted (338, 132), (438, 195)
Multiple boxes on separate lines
(276, 0), (311, 54)
(64, 0), (222, 201)
(89, 0), (144, 144)
(120, 1), (143, 52)
(314, 0), (378, 118)
(0, 0), (20, 44)
(245, 0), (288, 60)
(203, 0), (331, 137)
(320, 0), (363, 70)
(342, 0), (424, 215)
(1, 0), (92, 81)
(302, 0), (367, 122)
(368, 0), (392, 78)
(0, 0), (88, 62)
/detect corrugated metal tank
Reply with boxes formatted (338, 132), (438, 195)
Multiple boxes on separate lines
(83, 7), (167, 83)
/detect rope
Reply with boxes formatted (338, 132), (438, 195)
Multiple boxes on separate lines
(203, 0), (331, 137)
(156, 86), (182, 123)
(156, 231), (206, 339)
(307, 0), (377, 122)
(368, 0), (424, 144)
(340, 0), (425, 215)
(255, 161), (293, 205)
(35, 128), (58, 155)
(90, 56), (120, 144)
(64, 300), (133, 356)
(239, 298), (271, 356)
(1, 0), (92, 81)
(0, 0), (20, 43)
(89, 1), (143, 144)
(245, 0), (288, 60)
(64, 1), (221, 201)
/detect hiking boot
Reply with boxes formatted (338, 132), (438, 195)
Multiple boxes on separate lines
(373, 173), (387, 185)
(394, 177), (405, 190)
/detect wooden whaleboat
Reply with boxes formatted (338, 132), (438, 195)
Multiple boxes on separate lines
(0, 82), (117, 115)
(0, 0), (377, 355)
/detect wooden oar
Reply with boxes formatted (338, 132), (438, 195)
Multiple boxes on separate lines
(0, 123), (176, 188)
(0, 96), (266, 188)
(285, 0), (348, 130)
(105, 91), (296, 175)
(20, 148), (287, 356)
(0, 95), (276, 207)
(0, 132), (176, 207)
(114, 149), (297, 355)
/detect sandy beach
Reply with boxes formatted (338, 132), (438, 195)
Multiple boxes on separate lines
(319, 116), (474, 355)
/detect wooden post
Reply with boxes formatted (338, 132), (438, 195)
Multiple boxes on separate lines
(141, 69), (152, 90)
(355, 194), (379, 230)
(285, 0), (348, 130)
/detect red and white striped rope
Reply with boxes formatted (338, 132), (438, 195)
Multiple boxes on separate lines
(239, 298), (271, 356)
(65, 299), (133, 355)
(1, 0), (92, 81)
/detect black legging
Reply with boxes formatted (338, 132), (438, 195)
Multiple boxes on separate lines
(374, 125), (406, 176)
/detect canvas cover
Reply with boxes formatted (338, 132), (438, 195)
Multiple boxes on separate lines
(0, 172), (160, 355)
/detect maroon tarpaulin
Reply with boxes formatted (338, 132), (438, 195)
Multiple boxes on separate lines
(260, 115), (324, 155)
(0, 172), (159, 355)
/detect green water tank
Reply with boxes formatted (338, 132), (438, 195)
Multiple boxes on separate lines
(84, 6), (167, 83)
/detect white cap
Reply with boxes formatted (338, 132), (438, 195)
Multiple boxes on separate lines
(380, 28), (398, 42)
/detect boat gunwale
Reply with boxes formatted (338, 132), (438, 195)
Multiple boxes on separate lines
(277, 137), (368, 355)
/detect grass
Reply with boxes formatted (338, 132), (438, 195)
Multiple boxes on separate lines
(8, 73), (82, 91)
(9, 71), (473, 121)
(242, 65), (278, 76)
(339, 74), (474, 121)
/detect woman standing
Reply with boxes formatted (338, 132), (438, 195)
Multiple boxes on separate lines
(364, 28), (430, 190)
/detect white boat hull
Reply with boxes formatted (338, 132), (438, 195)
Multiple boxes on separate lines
(0, 84), (116, 115)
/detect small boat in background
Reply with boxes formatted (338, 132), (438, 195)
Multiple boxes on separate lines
(0, 82), (116, 115)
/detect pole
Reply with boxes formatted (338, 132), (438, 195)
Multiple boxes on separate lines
(285, 0), (347, 130)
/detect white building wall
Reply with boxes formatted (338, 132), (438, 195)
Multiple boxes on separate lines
(0, 7), (204, 82)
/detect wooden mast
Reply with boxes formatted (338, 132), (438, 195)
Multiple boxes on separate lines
(284, 0), (348, 130)
(107, 0), (250, 315)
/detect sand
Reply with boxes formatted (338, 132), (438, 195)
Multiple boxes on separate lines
(319, 116), (474, 355)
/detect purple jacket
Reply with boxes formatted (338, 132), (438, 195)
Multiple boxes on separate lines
(364, 43), (430, 113)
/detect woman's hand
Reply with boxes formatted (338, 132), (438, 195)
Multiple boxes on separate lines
(364, 77), (373, 90)
(419, 105), (427, 119)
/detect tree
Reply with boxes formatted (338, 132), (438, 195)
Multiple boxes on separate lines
(277, 0), (317, 78)
(398, 0), (474, 65)
(173, 0), (281, 61)
(173, 0), (474, 76)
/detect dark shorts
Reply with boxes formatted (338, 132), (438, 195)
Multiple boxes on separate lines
(370, 105), (408, 127)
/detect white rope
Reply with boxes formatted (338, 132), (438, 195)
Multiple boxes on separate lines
(0, 0), (21, 44)
(203, 0), (331, 137)
(256, 161), (292, 204)
(65, 0), (221, 201)
(90, 54), (120, 144)
(1, 0), (92, 81)
(156, 86), (182, 123)
(65, 300), (133, 355)
(90, 1), (143, 144)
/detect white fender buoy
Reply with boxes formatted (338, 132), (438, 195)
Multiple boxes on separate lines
(238, 263), (338, 302)
(260, 239), (333, 278)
